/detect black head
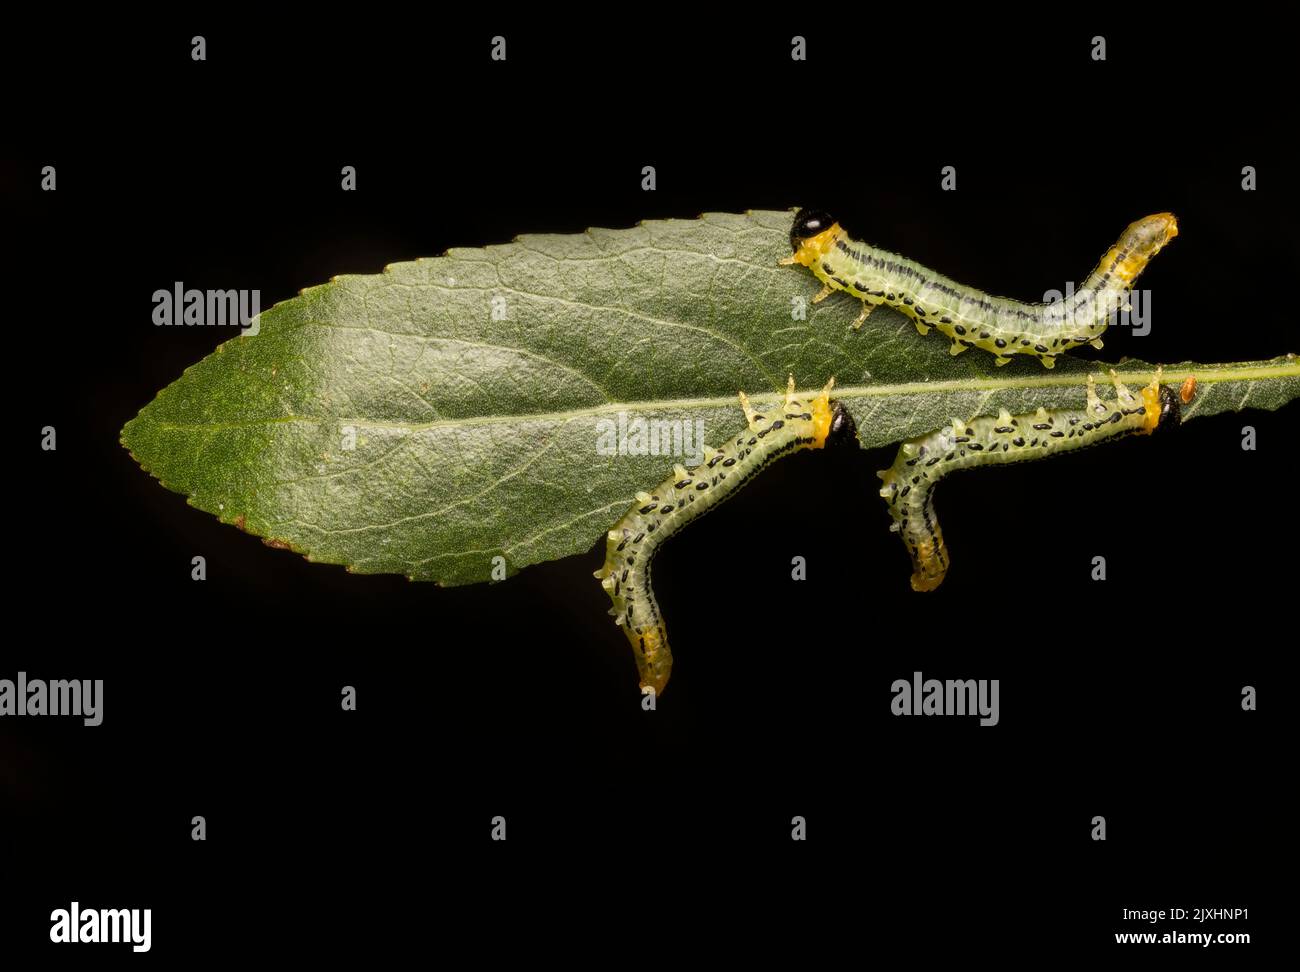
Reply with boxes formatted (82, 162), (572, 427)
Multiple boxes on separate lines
(1155, 384), (1181, 430)
(828, 400), (857, 444)
(790, 209), (836, 252)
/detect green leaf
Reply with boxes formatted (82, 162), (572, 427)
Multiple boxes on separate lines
(121, 210), (1300, 584)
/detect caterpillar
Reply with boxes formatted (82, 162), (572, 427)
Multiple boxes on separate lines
(782, 210), (1179, 368)
(877, 369), (1187, 591)
(594, 376), (852, 695)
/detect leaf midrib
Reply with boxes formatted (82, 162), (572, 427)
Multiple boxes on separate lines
(145, 359), (1298, 434)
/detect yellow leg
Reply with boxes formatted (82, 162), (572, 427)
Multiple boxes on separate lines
(1108, 368), (1137, 406)
(738, 390), (760, 430)
(811, 284), (834, 305)
(1085, 373), (1102, 414)
(850, 302), (875, 330)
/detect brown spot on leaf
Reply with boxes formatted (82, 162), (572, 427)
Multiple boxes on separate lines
(263, 537), (293, 550)
(234, 514), (247, 531)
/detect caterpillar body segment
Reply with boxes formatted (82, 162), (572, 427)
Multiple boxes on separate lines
(877, 370), (1185, 591)
(594, 377), (849, 695)
(783, 210), (1179, 368)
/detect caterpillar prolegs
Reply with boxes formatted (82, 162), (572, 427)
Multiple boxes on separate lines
(782, 210), (1179, 368)
(878, 370), (1186, 592)
(594, 377), (850, 694)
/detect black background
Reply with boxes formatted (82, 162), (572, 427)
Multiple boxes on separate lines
(3, 16), (1292, 959)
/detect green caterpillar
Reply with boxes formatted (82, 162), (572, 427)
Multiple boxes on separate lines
(594, 377), (847, 695)
(782, 210), (1179, 368)
(877, 369), (1184, 591)
(594, 370), (1191, 691)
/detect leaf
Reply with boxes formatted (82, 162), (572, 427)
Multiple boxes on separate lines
(121, 211), (1300, 585)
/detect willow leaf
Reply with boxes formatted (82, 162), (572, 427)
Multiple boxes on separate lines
(121, 211), (1300, 584)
